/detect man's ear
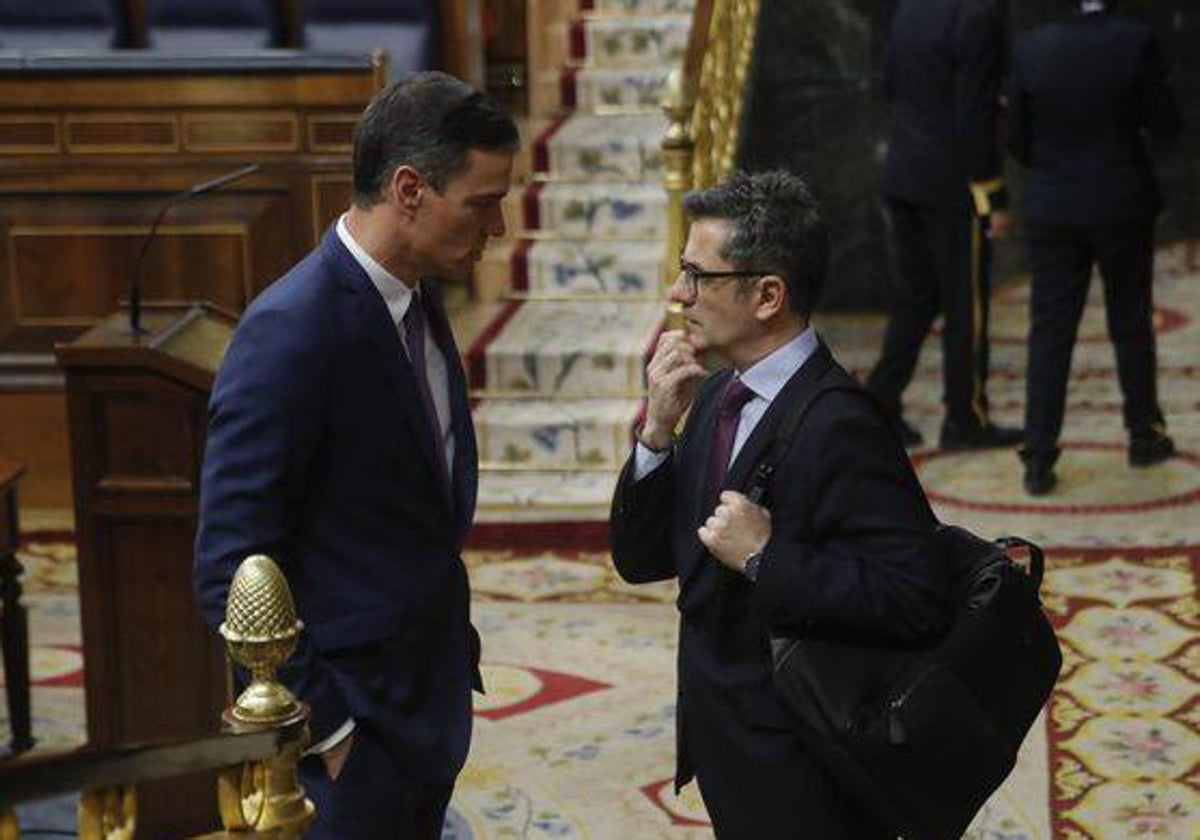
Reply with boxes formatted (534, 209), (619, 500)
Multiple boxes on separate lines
(756, 274), (788, 320)
(390, 166), (423, 218)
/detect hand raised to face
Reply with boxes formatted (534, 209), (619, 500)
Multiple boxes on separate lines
(640, 329), (708, 450)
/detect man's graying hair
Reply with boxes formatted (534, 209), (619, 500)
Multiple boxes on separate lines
(683, 170), (829, 317)
(352, 71), (519, 205)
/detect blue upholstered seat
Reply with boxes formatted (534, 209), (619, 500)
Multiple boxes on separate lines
(0, 0), (119, 50)
(303, 0), (435, 79)
(146, 0), (281, 52)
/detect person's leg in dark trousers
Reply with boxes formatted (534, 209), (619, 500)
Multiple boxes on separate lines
(867, 197), (940, 439)
(932, 205), (990, 432)
(298, 727), (456, 840)
(1022, 225), (1092, 488)
(1092, 219), (1166, 438)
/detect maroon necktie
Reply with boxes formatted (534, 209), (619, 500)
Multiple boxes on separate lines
(705, 376), (756, 499)
(402, 290), (451, 495)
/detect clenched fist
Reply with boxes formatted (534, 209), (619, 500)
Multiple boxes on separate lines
(641, 329), (707, 449)
(698, 491), (771, 573)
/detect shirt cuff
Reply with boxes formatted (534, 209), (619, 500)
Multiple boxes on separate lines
(633, 441), (671, 481)
(304, 718), (356, 756)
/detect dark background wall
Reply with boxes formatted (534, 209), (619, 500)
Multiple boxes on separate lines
(736, 0), (1198, 310)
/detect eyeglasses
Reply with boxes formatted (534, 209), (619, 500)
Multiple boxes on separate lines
(678, 263), (771, 297)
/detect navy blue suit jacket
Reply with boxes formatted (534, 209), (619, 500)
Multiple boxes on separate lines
(1007, 10), (1182, 227)
(194, 226), (480, 780)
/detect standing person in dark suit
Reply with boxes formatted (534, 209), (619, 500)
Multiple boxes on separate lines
(1009, 0), (1182, 494)
(610, 171), (950, 838)
(867, 0), (1022, 450)
(194, 72), (517, 839)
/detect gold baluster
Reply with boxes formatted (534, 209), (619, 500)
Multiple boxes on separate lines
(77, 786), (136, 840)
(1, 808), (18, 840)
(218, 554), (314, 838)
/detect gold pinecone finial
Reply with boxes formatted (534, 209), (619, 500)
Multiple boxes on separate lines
(220, 555), (304, 723)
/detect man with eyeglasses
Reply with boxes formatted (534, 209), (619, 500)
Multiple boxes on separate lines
(610, 170), (949, 838)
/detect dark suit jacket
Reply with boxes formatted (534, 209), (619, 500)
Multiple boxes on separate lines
(1008, 10), (1182, 227)
(610, 343), (950, 810)
(194, 226), (480, 780)
(882, 0), (1007, 210)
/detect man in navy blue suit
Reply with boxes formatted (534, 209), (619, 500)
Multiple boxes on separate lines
(194, 72), (517, 838)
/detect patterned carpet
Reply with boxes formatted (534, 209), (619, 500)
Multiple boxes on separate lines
(4, 244), (1199, 838)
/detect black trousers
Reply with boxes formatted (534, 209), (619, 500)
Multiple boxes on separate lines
(298, 726), (456, 840)
(1023, 219), (1164, 457)
(867, 198), (993, 428)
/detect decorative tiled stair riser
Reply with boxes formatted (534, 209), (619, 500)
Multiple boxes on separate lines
(472, 0), (694, 521)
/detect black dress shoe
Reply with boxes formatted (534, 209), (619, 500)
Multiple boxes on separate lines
(1020, 447), (1059, 496)
(1129, 429), (1175, 467)
(940, 421), (1023, 452)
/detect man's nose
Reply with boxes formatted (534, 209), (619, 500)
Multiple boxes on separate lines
(667, 271), (692, 305)
(487, 204), (506, 238)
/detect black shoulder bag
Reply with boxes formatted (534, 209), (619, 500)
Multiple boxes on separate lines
(746, 384), (1062, 840)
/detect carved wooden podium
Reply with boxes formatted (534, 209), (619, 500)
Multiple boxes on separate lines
(55, 303), (236, 837)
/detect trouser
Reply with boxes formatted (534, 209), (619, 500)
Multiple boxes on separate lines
(298, 726), (456, 840)
(867, 197), (993, 428)
(1022, 219), (1163, 458)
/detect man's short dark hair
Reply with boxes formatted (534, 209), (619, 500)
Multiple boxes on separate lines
(683, 170), (829, 317)
(352, 71), (519, 205)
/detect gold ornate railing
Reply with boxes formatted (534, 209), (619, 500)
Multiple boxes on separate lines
(662, 0), (763, 287)
(0, 555), (313, 840)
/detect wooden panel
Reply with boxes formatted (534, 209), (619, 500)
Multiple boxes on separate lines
(0, 391), (71, 510)
(65, 114), (179, 154)
(183, 111), (299, 153)
(1, 192), (294, 340)
(0, 116), (59, 154)
(96, 386), (198, 489)
(310, 174), (353, 242)
(9, 225), (248, 325)
(306, 113), (358, 152)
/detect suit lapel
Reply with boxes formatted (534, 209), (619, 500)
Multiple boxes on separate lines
(723, 342), (835, 493)
(678, 342), (835, 591)
(423, 280), (478, 534)
(677, 369), (733, 589)
(323, 230), (453, 511)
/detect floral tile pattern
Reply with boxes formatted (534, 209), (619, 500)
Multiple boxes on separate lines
(583, 15), (691, 69)
(480, 301), (661, 396)
(525, 239), (664, 296)
(474, 398), (642, 468)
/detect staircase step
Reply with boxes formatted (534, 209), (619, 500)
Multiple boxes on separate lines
(475, 397), (643, 468)
(470, 299), (662, 396)
(588, 0), (696, 15)
(567, 66), (672, 110)
(579, 14), (691, 69)
(526, 181), (668, 239)
(515, 238), (666, 296)
(476, 468), (622, 523)
(538, 113), (667, 181)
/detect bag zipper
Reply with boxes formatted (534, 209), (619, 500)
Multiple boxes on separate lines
(886, 663), (939, 745)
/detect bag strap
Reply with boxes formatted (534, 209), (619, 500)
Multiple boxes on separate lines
(745, 382), (861, 507)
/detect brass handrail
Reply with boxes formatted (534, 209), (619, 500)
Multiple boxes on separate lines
(662, 0), (762, 288)
(0, 555), (313, 840)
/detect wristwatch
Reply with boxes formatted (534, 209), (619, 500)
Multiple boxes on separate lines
(743, 549), (764, 582)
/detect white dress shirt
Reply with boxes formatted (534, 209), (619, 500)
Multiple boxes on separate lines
(634, 327), (820, 480)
